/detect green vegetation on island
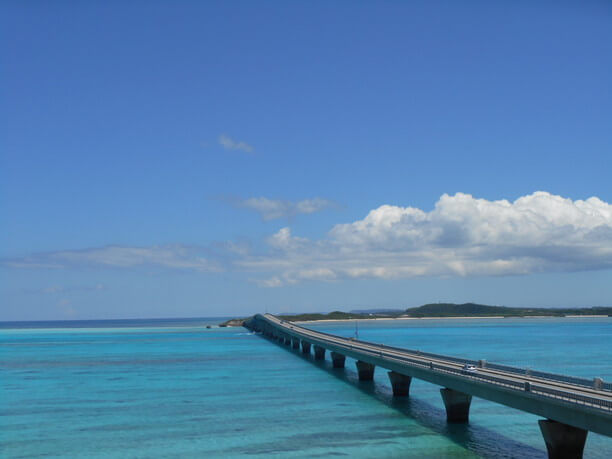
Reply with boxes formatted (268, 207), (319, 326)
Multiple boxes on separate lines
(220, 303), (611, 326)
(277, 311), (371, 322)
(403, 303), (612, 318)
(278, 303), (612, 322)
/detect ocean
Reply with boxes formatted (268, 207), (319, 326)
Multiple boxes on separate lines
(1, 316), (610, 458)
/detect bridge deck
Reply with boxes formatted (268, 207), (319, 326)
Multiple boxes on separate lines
(253, 313), (612, 438)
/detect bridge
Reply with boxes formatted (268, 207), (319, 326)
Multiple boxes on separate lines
(246, 313), (612, 459)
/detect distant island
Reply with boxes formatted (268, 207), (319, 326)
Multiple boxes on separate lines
(218, 303), (611, 326)
(401, 303), (612, 318)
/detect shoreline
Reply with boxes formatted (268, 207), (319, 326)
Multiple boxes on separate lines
(292, 314), (610, 324)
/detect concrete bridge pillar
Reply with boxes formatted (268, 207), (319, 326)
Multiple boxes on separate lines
(331, 352), (346, 368)
(538, 419), (587, 459)
(356, 361), (375, 381)
(440, 388), (472, 423)
(387, 371), (412, 396)
(291, 338), (300, 349)
(313, 345), (326, 360)
(301, 340), (311, 354)
(284, 336), (291, 345)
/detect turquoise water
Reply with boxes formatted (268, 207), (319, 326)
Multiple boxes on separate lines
(1, 317), (610, 458)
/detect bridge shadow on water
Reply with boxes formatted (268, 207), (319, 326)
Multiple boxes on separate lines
(274, 337), (546, 458)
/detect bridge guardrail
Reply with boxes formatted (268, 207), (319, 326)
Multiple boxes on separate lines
(367, 346), (612, 412)
(530, 385), (612, 411)
(345, 333), (609, 393)
(258, 315), (612, 409)
(270, 315), (610, 393)
(350, 343), (609, 409)
(276, 317), (480, 367)
(349, 336), (476, 365)
(485, 362), (611, 392)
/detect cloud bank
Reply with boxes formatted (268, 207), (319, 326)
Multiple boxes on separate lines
(6, 192), (612, 287)
(25, 284), (107, 295)
(5, 245), (221, 272)
(237, 197), (335, 220)
(242, 192), (612, 286)
(218, 134), (253, 153)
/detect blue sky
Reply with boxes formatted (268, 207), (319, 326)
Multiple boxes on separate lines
(2, 1), (611, 320)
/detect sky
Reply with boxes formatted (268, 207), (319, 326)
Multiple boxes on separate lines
(1, 0), (611, 320)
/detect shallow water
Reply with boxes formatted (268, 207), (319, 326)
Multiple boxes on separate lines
(1, 317), (610, 458)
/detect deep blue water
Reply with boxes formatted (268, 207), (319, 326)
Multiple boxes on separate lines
(1, 317), (610, 458)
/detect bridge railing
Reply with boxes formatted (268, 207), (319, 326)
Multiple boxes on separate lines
(530, 385), (612, 411)
(484, 362), (611, 392)
(360, 346), (612, 412)
(269, 317), (477, 365)
(336, 340), (612, 411)
(357, 338), (478, 366)
(266, 315), (610, 393)
(259, 315), (611, 397)
(351, 334), (610, 392)
(433, 360), (526, 390)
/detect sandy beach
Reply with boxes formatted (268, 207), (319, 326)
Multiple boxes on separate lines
(293, 316), (506, 324)
(292, 315), (609, 324)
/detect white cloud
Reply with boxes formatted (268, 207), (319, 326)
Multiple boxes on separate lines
(238, 197), (334, 220)
(6, 245), (222, 272)
(267, 227), (308, 250)
(241, 192), (612, 286)
(7, 192), (612, 289)
(254, 276), (284, 288)
(25, 284), (107, 295)
(218, 134), (253, 153)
